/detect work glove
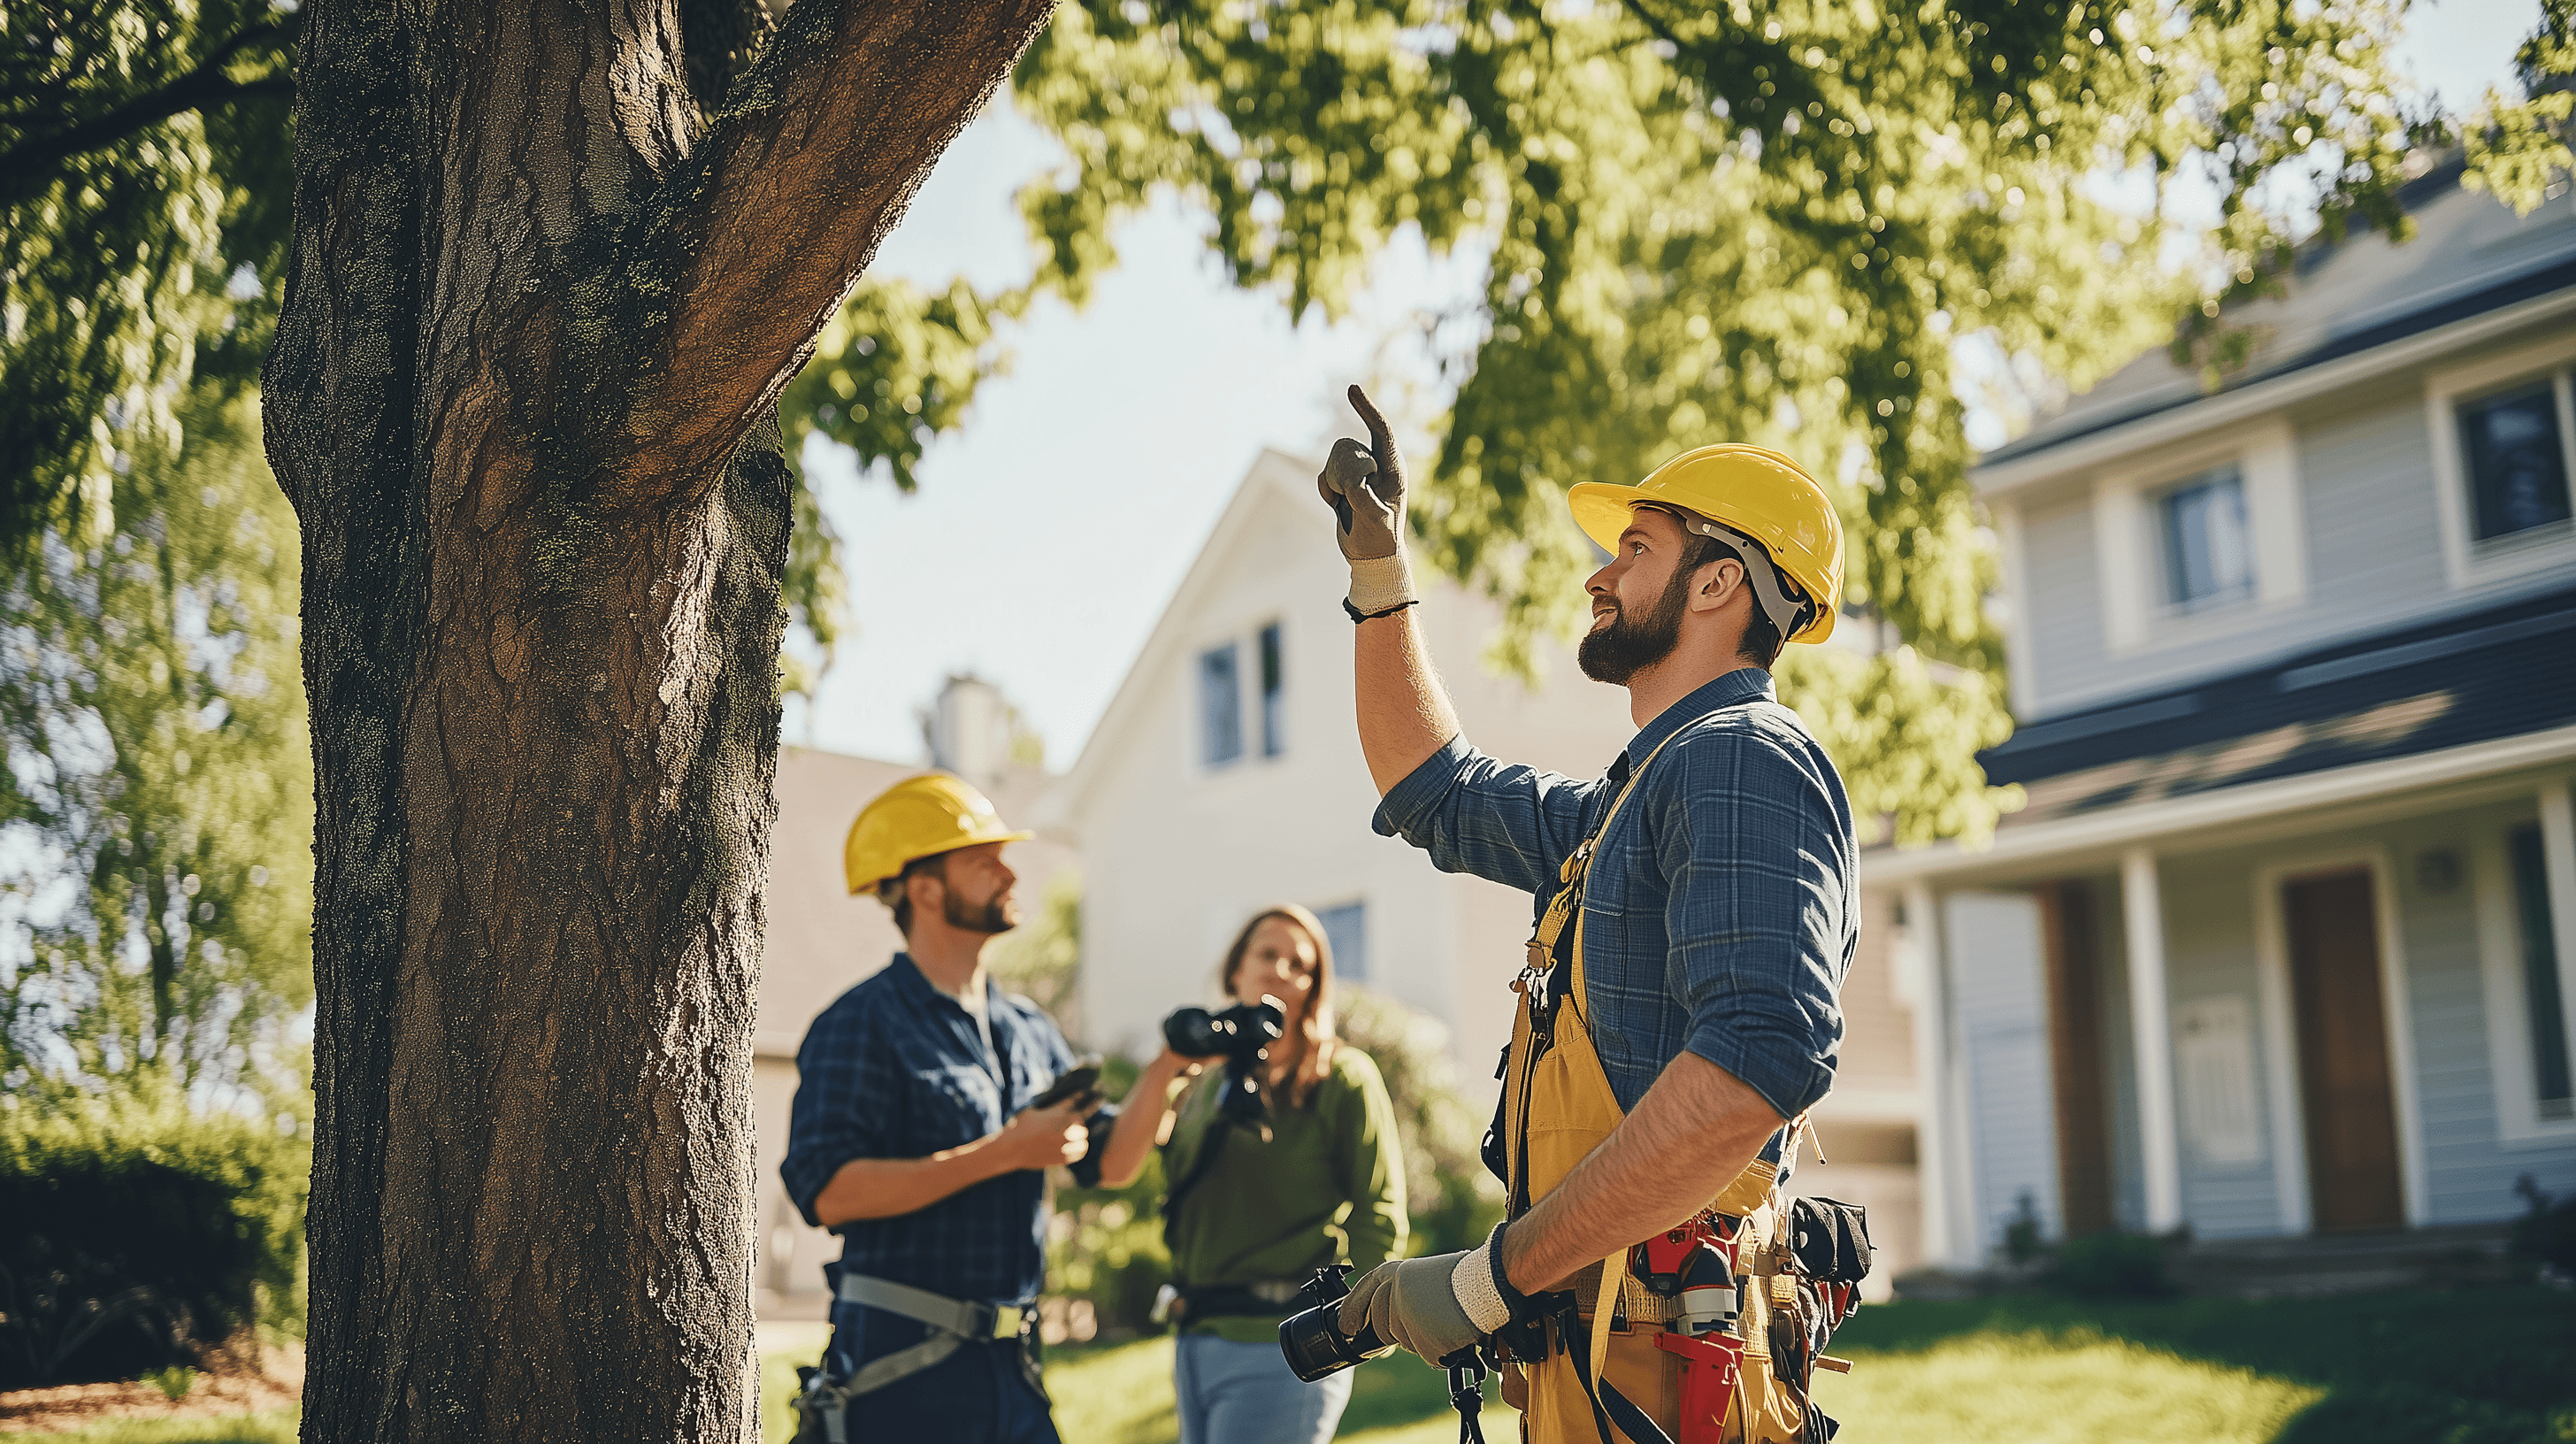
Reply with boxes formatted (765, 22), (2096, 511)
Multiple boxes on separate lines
(1337, 1225), (1514, 1365)
(1316, 385), (1416, 618)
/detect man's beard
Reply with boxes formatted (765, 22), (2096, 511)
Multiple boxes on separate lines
(1576, 564), (1691, 685)
(943, 887), (1015, 936)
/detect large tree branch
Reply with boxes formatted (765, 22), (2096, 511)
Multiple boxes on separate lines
(629, 0), (1058, 490)
(0, 16), (297, 209)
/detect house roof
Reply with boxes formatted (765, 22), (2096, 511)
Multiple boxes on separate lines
(1977, 162), (2576, 478)
(1977, 580), (2576, 830)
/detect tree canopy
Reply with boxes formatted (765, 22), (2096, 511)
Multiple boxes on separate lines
(1002, 0), (2437, 842)
(0, 382), (310, 1107)
(2465, 0), (2576, 213)
(3, 0), (2514, 854)
(0, 0), (294, 544)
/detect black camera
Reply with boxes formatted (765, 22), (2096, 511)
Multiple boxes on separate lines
(1162, 999), (1284, 1126)
(1276, 1264), (1392, 1382)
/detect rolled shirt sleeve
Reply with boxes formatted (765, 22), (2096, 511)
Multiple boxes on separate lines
(779, 1002), (888, 1228)
(1651, 726), (1851, 1122)
(1372, 734), (1606, 897)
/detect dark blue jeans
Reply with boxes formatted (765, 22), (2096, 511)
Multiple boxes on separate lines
(824, 1301), (1061, 1444)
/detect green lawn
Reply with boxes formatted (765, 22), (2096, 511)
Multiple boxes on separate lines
(25, 1287), (2575, 1443)
(0, 1413), (300, 1443)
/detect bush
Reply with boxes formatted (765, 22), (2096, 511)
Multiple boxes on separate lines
(1335, 988), (1506, 1257)
(1047, 1056), (1174, 1338)
(2510, 1174), (2576, 1278)
(2044, 1231), (2176, 1299)
(0, 1093), (307, 1388)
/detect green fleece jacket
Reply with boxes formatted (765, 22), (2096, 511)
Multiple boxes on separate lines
(1161, 1045), (1408, 1343)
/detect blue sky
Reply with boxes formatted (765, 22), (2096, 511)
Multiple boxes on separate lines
(780, 2), (2547, 771)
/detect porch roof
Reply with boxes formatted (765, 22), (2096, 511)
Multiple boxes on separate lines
(1980, 580), (2576, 830)
(1864, 581), (2576, 883)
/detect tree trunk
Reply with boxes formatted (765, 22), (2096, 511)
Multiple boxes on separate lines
(261, 2), (1055, 1439)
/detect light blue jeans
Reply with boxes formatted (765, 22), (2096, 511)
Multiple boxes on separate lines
(1174, 1332), (1354, 1444)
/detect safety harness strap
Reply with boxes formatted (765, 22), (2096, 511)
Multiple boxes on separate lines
(837, 1273), (1031, 1340)
(1559, 1306), (1678, 1444)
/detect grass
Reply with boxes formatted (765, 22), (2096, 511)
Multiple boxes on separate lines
(0, 1413), (299, 1443)
(27, 1287), (2576, 1443)
(1817, 1286), (2576, 1444)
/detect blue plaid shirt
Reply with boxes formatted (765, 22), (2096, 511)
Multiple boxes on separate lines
(780, 955), (1092, 1308)
(1373, 669), (1857, 1119)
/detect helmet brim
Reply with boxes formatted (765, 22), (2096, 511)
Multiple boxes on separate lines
(850, 827), (1037, 895)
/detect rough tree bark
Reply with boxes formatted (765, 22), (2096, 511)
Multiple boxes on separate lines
(260, 1), (1056, 1439)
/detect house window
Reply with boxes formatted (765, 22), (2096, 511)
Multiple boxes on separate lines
(1259, 622), (1285, 758)
(1315, 901), (1367, 984)
(1199, 642), (1242, 767)
(2157, 467), (2253, 611)
(2510, 825), (2573, 1122)
(2460, 381), (2575, 543)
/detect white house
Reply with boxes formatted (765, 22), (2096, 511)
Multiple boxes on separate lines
(1882, 163), (2576, 1270)
(1054, 448), (1926, 1287)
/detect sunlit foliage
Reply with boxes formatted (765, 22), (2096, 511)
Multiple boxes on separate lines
(2465, 0), (2576, 214)
(1002, 0), (2433, 841)
(0, 386), (310, 1106)
(0, 0), (294, 547)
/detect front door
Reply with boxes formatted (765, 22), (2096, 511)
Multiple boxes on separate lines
(2283, 870), (2405, 1232)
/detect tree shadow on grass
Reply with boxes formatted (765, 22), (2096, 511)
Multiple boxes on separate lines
(1834, 1286), (2576, 1444)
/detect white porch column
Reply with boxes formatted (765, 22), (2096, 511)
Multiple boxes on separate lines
(2121, 847), (2185, 1233)
(1900, 880), (1960, 1266)
(2542, 781), (2576, 1094)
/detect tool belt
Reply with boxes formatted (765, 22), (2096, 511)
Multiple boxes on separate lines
(1487, 732), (1873, 1444)
(789, 1275), (1042, 1444)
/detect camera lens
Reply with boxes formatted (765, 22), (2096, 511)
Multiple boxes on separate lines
(1279, 1304), (1361, 1382)
(1276, 1266), (1389, 1382)
(1162, 1006), (1222, 1057)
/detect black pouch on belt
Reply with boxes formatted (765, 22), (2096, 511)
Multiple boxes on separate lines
(1786, 1196), (1873, 1283)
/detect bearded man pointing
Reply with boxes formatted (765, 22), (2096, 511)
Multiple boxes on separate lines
(1316, 388), (1862, 1443)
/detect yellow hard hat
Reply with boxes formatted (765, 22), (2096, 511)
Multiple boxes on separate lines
(843, 773), (1033, 896)
(1567, 444), (1844, 645)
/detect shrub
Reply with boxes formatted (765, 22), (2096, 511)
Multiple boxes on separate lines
(2509, 1174), (2576, 1277)
(2044, 1231), (2176, 1299)
(0, 1092), (307, 1388)
(1335, 988), (1506, 1257)
(1046, 1056), (1174, 1338)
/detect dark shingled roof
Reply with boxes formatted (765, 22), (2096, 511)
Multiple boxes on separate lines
(1979, 581), (2576, 828)
(1978, 160), (2576, 473)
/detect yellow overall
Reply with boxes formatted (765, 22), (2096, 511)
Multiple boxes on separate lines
(1500, 742), (1810, 1444)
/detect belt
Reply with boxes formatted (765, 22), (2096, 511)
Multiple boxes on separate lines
(1176, 1279), (1302, 1320)
(837, 1274), (1034, 1341)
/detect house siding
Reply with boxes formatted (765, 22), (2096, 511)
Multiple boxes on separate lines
(2381, 803), (2576, 1222)
(2299, 395), (2443, 629)
(2017, 491), (2103, 710)
(1945, 891), (2061, 1254)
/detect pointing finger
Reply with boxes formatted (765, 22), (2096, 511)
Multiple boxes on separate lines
(1347, 384), (1393, 447)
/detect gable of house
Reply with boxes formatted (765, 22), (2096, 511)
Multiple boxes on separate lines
(1982, 168), (2576, 724)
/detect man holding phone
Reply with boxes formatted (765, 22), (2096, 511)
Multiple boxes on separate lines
(781, 773), (1110, 1443)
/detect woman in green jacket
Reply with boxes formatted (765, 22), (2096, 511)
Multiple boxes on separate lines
(1098, 903), (1407, 1444)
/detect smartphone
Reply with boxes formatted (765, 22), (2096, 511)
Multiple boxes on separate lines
(1028, 1055), (1104, 1111)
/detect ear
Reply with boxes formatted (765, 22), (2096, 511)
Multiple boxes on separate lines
(1688, 555), (1746, 616)
(906, 867), (946, 912)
